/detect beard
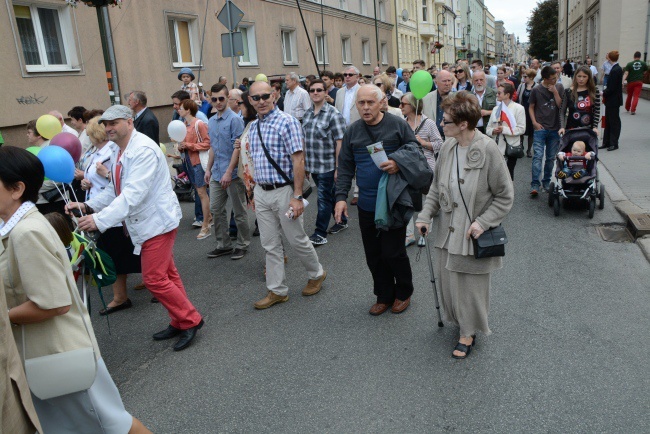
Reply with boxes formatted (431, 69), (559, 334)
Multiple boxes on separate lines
(474, 85), (485, 92)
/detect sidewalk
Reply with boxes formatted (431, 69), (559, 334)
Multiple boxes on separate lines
(596, 95), (650, 259)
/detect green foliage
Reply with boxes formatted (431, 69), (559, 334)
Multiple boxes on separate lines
(527, 0), (558, 60)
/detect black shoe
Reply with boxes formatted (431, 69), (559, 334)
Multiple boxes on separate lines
(253, 226), (260, 237)
(607, 146), (618, 151)
(327, 223), (349, 234)
(153, 324), (182, 340)
(231, 248), (246, 260)
(207, 248), (233, 258)
(229, 231), (238, 240)
(173, 319), (204, 351)
(150, 296), (159, 303)
(99, 299), (132, 316)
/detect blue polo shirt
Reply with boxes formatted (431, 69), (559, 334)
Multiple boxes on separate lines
(208, 107), (244, 181)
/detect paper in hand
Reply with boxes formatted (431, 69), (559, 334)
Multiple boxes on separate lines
(366, 141), (388, 168)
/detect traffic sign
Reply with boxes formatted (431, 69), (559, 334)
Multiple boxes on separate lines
(221, 32), (244, 57)
(217, 1), (244, 32)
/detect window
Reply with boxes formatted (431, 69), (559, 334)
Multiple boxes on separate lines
(341, 37), (351, 64)
(237, 24), (258, 66)
(168, 16), (200, 66)
(381, 42), (388, 65)
(362, 39), (370, 64)
(316, 33), (329, 65)
(378, 0), (386, 21)
(359, 0), (367, 15)
(13, 4), (78, 72)
(339, 0), (347, 10)
(421, 0), (427, 22)
(281, 29), (298, 65)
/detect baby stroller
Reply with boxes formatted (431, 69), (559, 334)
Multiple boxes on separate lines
(548, 128), (605, 218)
(172, 163), (195, 202)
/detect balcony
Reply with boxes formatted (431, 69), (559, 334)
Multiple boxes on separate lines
(419, 22), (437, 36)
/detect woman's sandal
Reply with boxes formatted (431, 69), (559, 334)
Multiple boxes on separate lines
(452, 335), (476, 360)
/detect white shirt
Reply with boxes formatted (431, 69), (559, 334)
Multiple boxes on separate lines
(475, 91), (486, 127)
(84, 143), (114, 201)
(589, 65), (598, 77)
(62, 123), (79, 137)
(343, 83), (360, 125)
(283, 85), (312, 120)
(135, 107), (147, 120)
(78, 129), (93, 154)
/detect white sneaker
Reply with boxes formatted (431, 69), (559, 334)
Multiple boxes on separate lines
(192, 220), (203, 228)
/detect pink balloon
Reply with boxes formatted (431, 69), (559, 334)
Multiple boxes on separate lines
(50, 132), (82, 163)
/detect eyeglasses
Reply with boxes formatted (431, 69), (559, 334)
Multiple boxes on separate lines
(455, 70), (464, 74)
(373, 82), (383, 87)
(399, 102), (410, 107)
(211, 96), (226, 102)
(249, 93), (272, 102)
(309, 88), (325, 93)
(441, 119), (455, 125)
(236, 101), (245, 105)
(342, 73), (357, 77)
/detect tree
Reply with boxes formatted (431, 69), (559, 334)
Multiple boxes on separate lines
(527, 0), (558, 60)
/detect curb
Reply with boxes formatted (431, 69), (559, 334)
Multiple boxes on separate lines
(597, 160), (650, 262)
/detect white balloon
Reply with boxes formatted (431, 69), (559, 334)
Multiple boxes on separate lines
(167, 120), (187, 142)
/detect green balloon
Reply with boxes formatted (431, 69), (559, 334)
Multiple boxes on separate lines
(26, 146), (41, 156)
(410, 70), (433, 100)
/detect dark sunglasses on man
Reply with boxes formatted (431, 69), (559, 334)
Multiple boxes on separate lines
(250, 93), (272, 101)
(309, 88), (325, 93)
(342, 73), (357, 77)
(211, 96), (226, 102)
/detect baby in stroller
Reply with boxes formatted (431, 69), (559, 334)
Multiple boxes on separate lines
(557, 140), (595, 180)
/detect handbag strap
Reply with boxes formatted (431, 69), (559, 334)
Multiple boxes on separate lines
(455, 144), (473, 223)
(413, 116), (427, 136)
(194, 119), (204, 143)
(256, 121), (292, 184)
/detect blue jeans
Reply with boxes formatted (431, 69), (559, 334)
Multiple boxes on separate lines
(311, 171), (346, 237)
(531, 129), (560, 190)
(183, 153), (203, 221)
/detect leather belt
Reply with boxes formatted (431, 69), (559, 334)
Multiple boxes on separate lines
(258, 182), (292, 191)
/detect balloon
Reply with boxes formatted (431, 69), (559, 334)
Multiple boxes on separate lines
(36, 114), (62, 140)
(397, 68), (403, 78)
(410, 70), (434, 100)
(50, 132), (82, 163)
(26, 146), (41, 156)
(255, 73), (268, 82)
(167, 120), (187, 142)
(38, 145), (75, 183)
(160, 143), (167, 155)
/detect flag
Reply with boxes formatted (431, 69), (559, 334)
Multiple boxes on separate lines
(498, 101), (517, 133)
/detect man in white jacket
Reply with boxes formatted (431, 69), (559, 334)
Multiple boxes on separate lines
(68, 105), (204, 352)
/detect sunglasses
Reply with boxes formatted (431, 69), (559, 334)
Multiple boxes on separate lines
(211, 96), (226, 102)
(399, 102), (410, 107)
(343, 73), (357, 77)
(249, 93), (272, 102)
(373, 82), (383, 87)
(455, 70), (464, 74)
(309, 88), (325, 93)
(237, 101), (244, 105)
(441, 119), (455, 125)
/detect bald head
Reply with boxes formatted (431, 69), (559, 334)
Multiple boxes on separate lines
(435, 70), (453, 96)
(248, 81), (274, 116)
(250, 81), (271, 94)
(49, 110), (65, 126)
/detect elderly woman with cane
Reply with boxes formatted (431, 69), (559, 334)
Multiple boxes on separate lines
(416, 91), (514, 359)
(0, 146), (151, 433)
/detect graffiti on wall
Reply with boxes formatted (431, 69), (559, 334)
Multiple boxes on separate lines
(16, 94), (48, 105)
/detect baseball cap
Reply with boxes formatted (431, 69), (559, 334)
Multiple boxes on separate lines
(98, 105), (133, 124)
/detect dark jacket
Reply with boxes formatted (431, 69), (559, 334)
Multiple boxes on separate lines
(134, 107), (160, 144)
(603, 63), (623, 107)
(475, 87), (497, 126)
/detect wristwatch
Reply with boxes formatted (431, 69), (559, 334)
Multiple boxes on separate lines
(293, 195), (303, 200)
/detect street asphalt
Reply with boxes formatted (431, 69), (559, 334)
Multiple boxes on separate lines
(89, 154), (650, 433)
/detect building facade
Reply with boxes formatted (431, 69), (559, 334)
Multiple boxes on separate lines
(557, 0), (649, 71)
(2, 0), (394, 145)
(484, 7), (496, 63)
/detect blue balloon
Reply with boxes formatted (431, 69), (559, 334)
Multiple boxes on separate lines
(38, 145), (75, 183)
(397, 68), (403, 78)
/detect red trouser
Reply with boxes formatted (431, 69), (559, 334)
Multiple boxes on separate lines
(625, 81), (643, 113)
(141, 229), (202, 330)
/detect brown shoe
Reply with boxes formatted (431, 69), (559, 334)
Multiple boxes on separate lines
(350, 197), (358, 206)
(133, 282), (146, 290)
(391, 297), (411, 314)
(254, 291), (289, 309)
(302, 271), (327, 296)
(369, 302), (391, 316)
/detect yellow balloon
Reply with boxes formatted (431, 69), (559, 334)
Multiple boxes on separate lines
(160, 143), (167, 155)
(255, 73), (268, 82)
(36, 114), (62, 140)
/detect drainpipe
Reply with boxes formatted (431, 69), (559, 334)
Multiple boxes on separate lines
(645, 0), (650, 62)
(394, 0), (399, 66)
(98, 6), (120, 105)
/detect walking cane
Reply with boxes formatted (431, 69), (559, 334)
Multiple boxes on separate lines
(419, 226), (443, 327)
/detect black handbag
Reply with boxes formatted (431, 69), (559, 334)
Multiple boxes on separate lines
(495, 132), (525, 159)
(256, 122), (312, 199)
(455, 145), (507, 259)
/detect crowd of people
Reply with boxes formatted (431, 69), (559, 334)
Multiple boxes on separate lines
(1, 46), (646, 432)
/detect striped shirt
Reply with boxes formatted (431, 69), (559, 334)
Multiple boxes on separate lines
(302, 103), (346, 173)
(248, 108), (304, 185)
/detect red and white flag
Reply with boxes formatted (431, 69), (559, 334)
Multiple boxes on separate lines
(497, 101), (517, 132)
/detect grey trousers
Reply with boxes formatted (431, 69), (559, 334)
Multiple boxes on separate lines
(209, 177), (251, 250)
(254, 184), (323, 296)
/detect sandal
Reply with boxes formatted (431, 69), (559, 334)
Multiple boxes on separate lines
(452, 335), (476, 360)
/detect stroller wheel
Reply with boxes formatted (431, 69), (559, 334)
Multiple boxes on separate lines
(598, 185), (605, 210)
(547, 187), (555, 207)
(588, 198), (596, 219)
(553, 196), (561, 217)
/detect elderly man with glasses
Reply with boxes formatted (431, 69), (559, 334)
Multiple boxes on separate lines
(335, 66), (361, 126)
(283, 72), (311, 122)
(246, 81), (327, 310)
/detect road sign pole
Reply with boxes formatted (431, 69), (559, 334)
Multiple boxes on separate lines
(226, 0), (237, 88)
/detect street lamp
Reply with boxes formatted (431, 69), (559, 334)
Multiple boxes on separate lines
(436, 11), (447, 66)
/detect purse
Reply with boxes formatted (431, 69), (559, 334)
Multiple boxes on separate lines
(256, 122), (312, 199)
(22, 288), (97, 400)
(505, 141), (525, 159)
(455, 144), (507, 259)
(194, 120), (210, 171)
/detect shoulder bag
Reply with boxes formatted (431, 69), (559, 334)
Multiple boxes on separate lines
(256, 121), (312, 198)
(493, 106), (525, 159)
(455, 145), (507, 259)
(194, 119), (210, 171)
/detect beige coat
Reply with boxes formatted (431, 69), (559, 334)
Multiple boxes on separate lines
(417, 131), (514, 273)
(422, 90), (439, 123)
(0, 274), (42, 434)
(335, 85), (360, 124)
